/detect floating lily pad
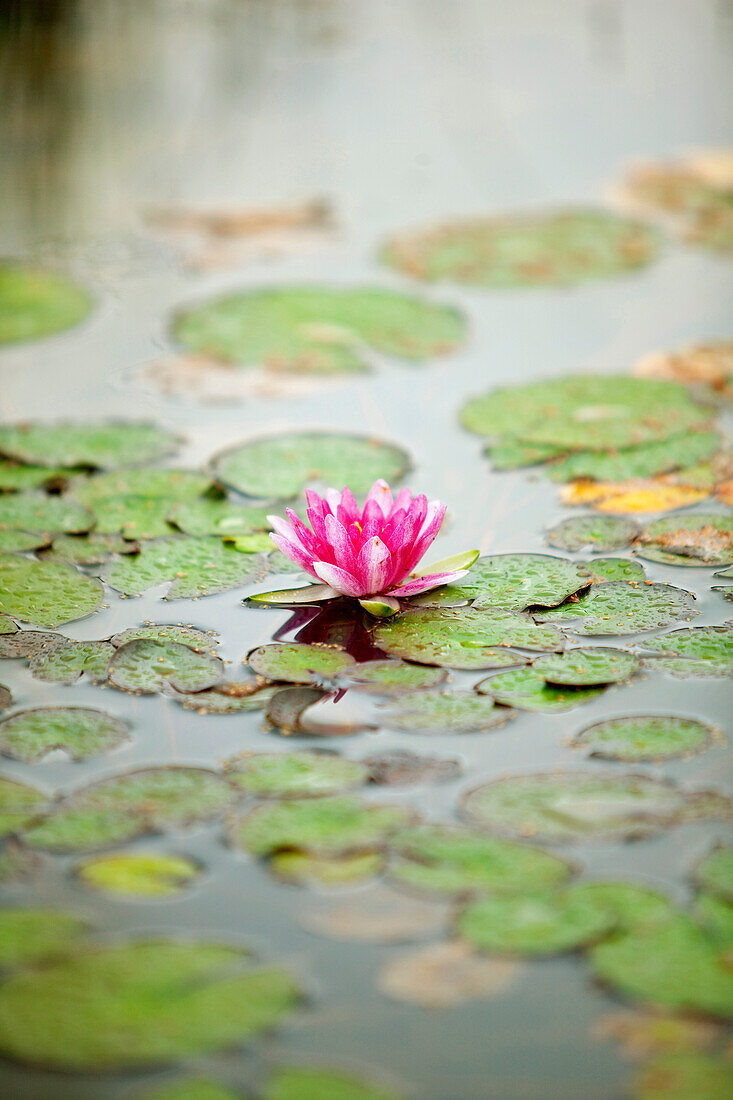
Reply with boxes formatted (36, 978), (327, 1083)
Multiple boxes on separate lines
(76, 852), (201, 898)
(0, 615), (16, 635)
(0, 491), (92, 536)
(0, 421), (181, 470)
(589, 916), (733, 1019)
(569, 882), (677, 930)
(271, 849), (384, 888)
(0, 264), (91, 344)
(138, 1078), (240, 1100)
(571, 715), (717, 762)
(71, 468), (211, 504)
(332, 659), (449, 695)
(0, 908), (87, 967)
(642, 626), (733, 678)
(110, 623), (217, 649)
(382, 209), (660, 287)
(417, 553), (590, 611)
(388, 824), (573, 898)
(587, 557), (647, 584)
(374, 607), (563, 669)
(534, 581), (696, 635)
(232, 796), (413, 858)
(637, 514), (733, 567)
(174, 686), (277, 714)
(301, 885), (449, 943)
(23, 767), (235, 852)
(87, 495), (178, 540)
(263, 1065), (402, 1100)
(0, 630), (65, 658)
(485, 438), (566, 470)
(42, 532), (137, 564)
(694, 892), (733, 948)
(547, 431), (722, 484)
(0, 555), (104, 628)
(380, 689), (514, 733)
(591, 1009), (723, 1061)
(532, 647), (639, 685)
(0, 706), (130, 763)
(247, 642), (355, 685)
(169, 497), (270, 537)
(103, 537), (270, 598)
(0, 530), (46, 552)
(545, 515), (640, 552)
(173, 286), (466, 373)
(266, 687), (326, 733)
(210, 432), (410, 500)
(475, 667), (604, 711)
(694, 844), (733, 902)
(0, 461), (78, 492)
(458, 888), (614, 957)
(377, 940), (519, 1009)
(460, 772), (731, 844)
(28, 639), (114, 683)
(363, 750), (461, 787)
(0, 776), (48, 838)
(635, 1053), (733, 1100)
(108, 639), (224, 694)
(0, 940), (301, 1070)
(225, 751), (368, 798)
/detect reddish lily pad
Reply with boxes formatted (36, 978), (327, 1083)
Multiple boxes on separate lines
(363, 750), (461, 786)
(637, 514), (733, 567)
(377, 940), (520, 1009)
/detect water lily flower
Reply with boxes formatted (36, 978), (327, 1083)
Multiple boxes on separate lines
(251, 480), (478, 617)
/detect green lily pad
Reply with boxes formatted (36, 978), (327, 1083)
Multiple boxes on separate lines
(485, 437), (566, 470)
(458, 888), (614, 957)
(0, 908), (87, 967)
(460, 771), (732, 844)
(110, 623), (218, 649)
(0, 706), (130, 762)
(545, 515), (640, 552)
(637, 514), (733, 567)
(571, 715), (717, 761)
(568, 882), (677, 930)
(694, 892), (733, 948)
(475, 667), (604, 711)
(169, 497), (271, 537)
(388, 824), (573, 898)
(108, 639), (224, 694)
(642, 626), (733, 678)
(0, 776), (49, 838)
(532, 647), (639, 685)
(87, 495), (178, 540)
(174, 686), (276, 714)
(0, 530), (46, 552)
(374, 607), (563, 669)
(103, 537), (272, 598)
(0, 421), (181, 470)
(0, 264), (91, 344)
(635, 1053), (733, 1100)
(41, 532), (137, 564)
(173, 286), (465, 372)
(381, 209), (660, 287)
(0, 554), (104, 628)
(27, 639), (114, 683)
(225, 751), (368, 798)
(694, 844), (733, 902)
(270, 850), (385, 887)
(333, 659), (449, 695)
(0, 614), (16, 635)
(0, 940), (301, 1070)
(263, 1066), (402, 1100)
(76, 852), (201, 898)
(0, 491), (92, 536)
(23, 767), (235, 852)
(380, 689), (514, 733)
(416, 553), (590, 611)
(587, 557), (647, 583)
(231, 796), (413, 857)
(461, 375), (706, 451)
(137, 1078), (240, 1100)
(534, 581), (696, 635)
(247, 642), (355, 685)
(546, 430), (722, 483)
(0, 461), (79, 492)
(209, 432), (410, 500)
(71, 468), (211, 505)
(589, 915), (733, 1019)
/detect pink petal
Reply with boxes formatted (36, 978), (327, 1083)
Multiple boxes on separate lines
(389, 487), (413, 518)
(362, 497), (386, 528)
(270, 534), (320, 579)
(267, 515), (298, 543)
(324, 513), (358, 573)
(285, 509), (322, 556)
(313, 561), (366, 597)
(324, 488), (343, 513)
(336, 487), (360, 526)
(363, 479), (393, 518)
(388, 568), (468, 597)
(355, 536), (393, 595)
(402, 503), (446, 574)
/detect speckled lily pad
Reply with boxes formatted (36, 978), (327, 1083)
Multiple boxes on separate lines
(694, 844), (733, 902)
(641, 626), (733, 677)
(0, 706), (130, 763)
(71, 468), (211, 505)
(41, 532), (137, 564)
(231, 796), (413, 857)
(247, 642), (355, 685)
(263, 1065), (402, 1100)
(0, 554), (104, 628)
(460, 772), (731, 844)
(173, 686), (277, 715)
(0, 421), (181, 470)
(0, 530), (46, 552)
(546, 430), (722, 484)
(635, 1053), (733, 1100)
(173, 286), (466, 373)
(87, 495), (178, 540)
(380, 689), (514, 733)
(332, 659), (449, 695)
(0, 776), (49, 838)
(416, 553), (590, 611)
(0, 491), (92, 536)
(637, 514), (733, 567)
(0, 629), (64, 658)
(76, 852), (201, 898)
(475, 667), (604, 712)
(0, 908), (87, 966)
(0, 461), (79, 492)
(0, 940), (301, 1070)
(532, 647), (639, 685)
(534, 581), (696, 635)
(0, 264), (91, 344)
(373, 607), (563, 669)
(102, 537), (271, 598)
(169, 497), (271, 537)
(458, 888), (614, 956)
(28, 639), (114, 683)
(571, 715), (717, 762)
(110, 623), (217, 649)
(225, 751), (368, 798)
(587, 557), (647, 584)
(546, 515), (640, 552)
(210, 432), (410, 500)
(108, 639), (224, 694)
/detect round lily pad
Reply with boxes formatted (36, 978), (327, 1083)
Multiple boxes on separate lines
(169, 497), (270, 537)
(545, 515), (640, 552)
(263, 1065), (402, 1100)
(0, 421), (181, 470)
(0, 554), (104, 628)
(86, 495), (178, 540)
(587, 557), (647, 584)
(108, 639), (224, 694)
(173, 285), (466, 372)
(0, 908), (87, 966)
(637, 514), (733, 567)
(589, 915), (733, 1019)
(569, 882), (677, 930)
(225, 751), (368, 798)
(42, 532), (137, 564)
(388, 824), (573, 898)
(28, 639), (114, 683)
(571, 715), (717, 762)
(694, 844), (733, 902)
(110, 623), (217, 649)
(373, 607), (563, 669)
(247, 642), (355, 685)
(642, 626), (733, 678)
(382, 209), (660, 287)
(0, 461), (78, 492)
(0, 264), (91, 344)
(460, 771), (731, 844)
(0, 629), (67, 658)
(458, 888), (614, 957)
(0, 776), (49, 838)
(231, 796), (413, 858)
(418, 553), (590, 611)
(209, 432), (410, 500)
(102, 537), (271, 598)
(301, 885), (449, 944)
(76, 852), (201, 898)
(377, 939), (520, 1009)
(0, 530), (46, 552)
(475, 667), (604, 712)
(380, 689), (514, 733)
(0, 940), (301, 1070)
(0, 706), (130, 763)
(547, 430), (722, 484)
(71, 468), (211, 505)
(0, 491), (92, 536)
(270, 850), (385, 888)
(635, 1053), (733, 1100)
(534, 581), (696, 635)
(332, 659), (449, 695)
(23, 767), (235, 853)
(532, 647), (639, 685)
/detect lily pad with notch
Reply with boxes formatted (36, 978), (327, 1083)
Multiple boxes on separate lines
(0, 264), (91, 345)
(0, 421), (181, 470)
(569, 882), (677, 931)
(640, 625), (733, 678)
(379, 689), (515, 733)
(475, 667), (605, 712)
(247, 642), (355, 685)
(571, 715), (719, 762)
(108, 639), (224, 694)
(532, 647), (639, 685)
(0, 706), (130, 763)
(102, 536), (272, 598)
(224, 750), (368, 798)
(0, 461), (80, 492)
(546, 515), (640, 552)
(413, 553), (590, 611)
(457, 888), (614, 957)
(28, 639), (114, 683)
(534, 581), (696, 635)
(266, 687), (326, 733)
(173, 686), (277, 715)
(0, 554), (104, 628)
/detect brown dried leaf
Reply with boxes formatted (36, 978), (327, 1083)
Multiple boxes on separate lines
(301, 885), (451, 944)
(378, 940), (520, 1008)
